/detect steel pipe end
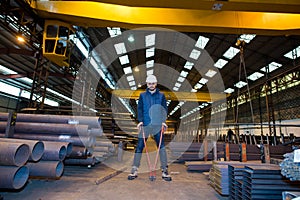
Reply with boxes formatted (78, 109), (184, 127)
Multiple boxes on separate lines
(15, 144), (30, 166)
(13, 166), (29, 190)
(59, 146), (67, 161)
(30, 141), (44, 162)
(56, 161), (64, 178)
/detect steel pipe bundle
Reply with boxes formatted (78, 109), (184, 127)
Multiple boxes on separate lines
(11, 133), (94, 147)
(0, 141), (30, 166)
(0, 112), (101, 129)
(0, 138), (44, 162)
(41, 141), (67, 161)
(0, 166), (29, 189)
(26, 161), (64, 178)
(64, 157), (96, 166)
(68, 146), (89, 158)
(0, 122), (89, 136)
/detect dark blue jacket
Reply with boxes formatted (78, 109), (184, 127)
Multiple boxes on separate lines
(137, 88), (167, 126)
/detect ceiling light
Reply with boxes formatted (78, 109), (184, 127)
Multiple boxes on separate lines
(239, 34), (256, 43)
(128, 35), (134, 42)
(16, 35), (25, 43)
(128, 81), (135, 86)
(173, 87), (179, 91)
(191, 89), (197, 92)
(134, 67), (140, 72)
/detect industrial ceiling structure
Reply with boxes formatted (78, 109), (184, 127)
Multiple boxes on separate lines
(1, 0), (300, 122)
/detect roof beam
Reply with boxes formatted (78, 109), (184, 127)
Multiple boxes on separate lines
(30, 1), (300, 35)
(112, 89), (227, 102)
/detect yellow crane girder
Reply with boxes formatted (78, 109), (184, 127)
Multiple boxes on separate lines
(112, 89), (227, 102)
(29, 0), (300, 35)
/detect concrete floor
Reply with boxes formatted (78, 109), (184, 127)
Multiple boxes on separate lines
(0, 149), (228, 200)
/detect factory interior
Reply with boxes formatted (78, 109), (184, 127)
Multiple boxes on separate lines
(0, 0), (300, 199)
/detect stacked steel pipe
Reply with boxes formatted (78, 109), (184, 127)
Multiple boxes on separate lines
(0, 139), (31, 189)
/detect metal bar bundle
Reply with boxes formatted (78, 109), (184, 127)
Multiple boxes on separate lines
(0, 141), (30, 166)
(0, 166), (29, 189)
(0, 138), (44, 162)
(26, 161), (64, 179)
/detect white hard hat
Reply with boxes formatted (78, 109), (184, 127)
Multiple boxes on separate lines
(146, 74), (157, 83)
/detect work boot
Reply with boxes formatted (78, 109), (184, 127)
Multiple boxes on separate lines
(128, 166), (138, 180)
(162, 168), (172, 181)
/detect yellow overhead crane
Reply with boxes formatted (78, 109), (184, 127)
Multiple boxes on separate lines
(29, 0), (300, 35)
(112, 89), (228, 102)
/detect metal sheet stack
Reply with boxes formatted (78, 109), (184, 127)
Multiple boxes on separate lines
(209, 164), (229, 195)
(225, 163), (300, 200)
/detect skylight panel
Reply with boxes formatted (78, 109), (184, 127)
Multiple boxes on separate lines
(131, 86), (137, 90)
(194, 83), (203, 89)
(195, 36), (209, 49)
(235, 81), (247, 88)
(205, 69), (217, 78)
(107, 27), (121, 37)
(146, 60), (154, 68)
(173, 87), (179, 91)
(284, 46), (300, 59)
(119, 55), (129, 65)
(223, 47), (239, 59)
(145, 33), (156, 47)
(123, 66), (132, 74)
(239, 34), (256, 43)
(127, 75), (134, 82)
(191, 89), (197, 92)
(146, 47), (155, 58)
(199, 78), (208, 84)
(260, 62), (282, 73)
(147, 69), (153, 75)
(224, 88), (234, 93)
(114, 43), (127, 55)
(177, 76), (185, 82)
(189, 49), (201, 60)
(214, 58), (228, 69)
(248, 72), (264, 81)
(184, 61), (194, 70)
(128, 81), (135, 86)
(0, 64), (17, 74)
(180, 71), (189, 78)
(175, 82), (181, 88)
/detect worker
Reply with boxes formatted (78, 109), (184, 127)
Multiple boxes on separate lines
(227, 128), (235, 143)
(128, 74), (171, 181)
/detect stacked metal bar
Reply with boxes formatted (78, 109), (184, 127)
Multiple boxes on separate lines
(228, 165), (245, 200)
(280, 151), (300, 181)
(169, 142), (224, 162)
(210, 164), (230, 195)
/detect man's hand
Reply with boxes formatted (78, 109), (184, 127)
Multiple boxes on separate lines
(137, 122), (143, 129)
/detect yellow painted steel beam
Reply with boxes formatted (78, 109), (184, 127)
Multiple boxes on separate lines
(112, 89), (227, 102)
(29, 1), (300, 35)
